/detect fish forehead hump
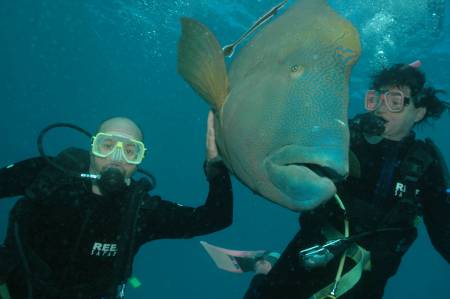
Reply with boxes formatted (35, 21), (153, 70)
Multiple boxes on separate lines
(229, 0), (360, 83)
(217, 0), (360, 210)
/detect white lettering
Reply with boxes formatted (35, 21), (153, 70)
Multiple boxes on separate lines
(102, 244), (111, 252)
(91, 242), (102, 255)
(395, 182), (406, 197)
(91, 242), (118, 257)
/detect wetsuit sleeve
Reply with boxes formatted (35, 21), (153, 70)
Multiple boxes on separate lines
(0, 210), (23, 283)
(0, 245), (17, 282)
(0, 157), (48, 198)
(243, 274), (268, 299)
(420, 152), (450, 263)
(140, 160), (233, 240)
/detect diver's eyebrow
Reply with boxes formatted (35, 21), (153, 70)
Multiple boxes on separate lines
(222, 0), (289, 57)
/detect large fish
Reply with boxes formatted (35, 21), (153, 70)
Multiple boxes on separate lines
(177, 0), (361, 211)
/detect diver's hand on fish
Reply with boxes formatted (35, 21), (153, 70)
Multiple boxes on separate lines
(206, 110), (219, 162)
(204, 111), (226, 180)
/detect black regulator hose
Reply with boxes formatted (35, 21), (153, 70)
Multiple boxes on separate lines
(37, 122), (156, 190)
(37, 122), (92, 177)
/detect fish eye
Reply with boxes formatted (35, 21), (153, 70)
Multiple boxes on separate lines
(289, 64), (304, 79)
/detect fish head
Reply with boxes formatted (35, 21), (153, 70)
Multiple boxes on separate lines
(217, 0), (361, 211)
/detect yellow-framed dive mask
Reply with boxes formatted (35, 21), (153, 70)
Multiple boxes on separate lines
(91, 132), (147, 165)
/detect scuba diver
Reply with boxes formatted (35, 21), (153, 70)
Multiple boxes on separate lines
(243, 62), (450, 299)
(0, 112), (233, 299)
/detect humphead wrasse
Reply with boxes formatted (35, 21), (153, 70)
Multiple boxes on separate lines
(177, 0), (361, 211)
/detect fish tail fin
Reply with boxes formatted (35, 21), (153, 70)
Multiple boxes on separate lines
(177, 17), (229, 110)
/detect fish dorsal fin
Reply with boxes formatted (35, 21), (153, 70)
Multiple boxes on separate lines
(177, 18), (229, 111)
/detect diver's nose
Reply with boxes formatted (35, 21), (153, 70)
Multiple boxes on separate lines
(375, 95), (388, 114)
(110, 148), (126, 163)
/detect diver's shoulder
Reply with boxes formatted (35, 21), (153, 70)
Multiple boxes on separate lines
(53, 147), (90, 172)
(24, 147), (90, 201)
(140, 194), (163, 210)
(407, 137), (449, 181)
(410, 137), (441, 159)
(422, 138), (448, 167)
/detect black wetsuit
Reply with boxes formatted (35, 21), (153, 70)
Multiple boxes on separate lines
(0, 148), (233, 299)
(244, 121), (450, 299)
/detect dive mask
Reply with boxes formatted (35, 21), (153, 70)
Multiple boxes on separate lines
(91, 133), (146, 165)
(364, 89), (411, 113)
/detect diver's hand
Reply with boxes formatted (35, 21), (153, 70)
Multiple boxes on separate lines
(206, 110), (219, 161)
(254, 259), (272, 275)
(204, 111), (226, 179)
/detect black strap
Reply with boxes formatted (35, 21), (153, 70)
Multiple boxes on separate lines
(425, 138), (450, 188)
(373, 143), (401, 205)
(397, 140), (435, 208)
(13, 222), (33, 299)
(25, 148), (90, 201)
(379, 140), (436, 226)
(108, 178), (152, 297)
(399, 140), (434, 183)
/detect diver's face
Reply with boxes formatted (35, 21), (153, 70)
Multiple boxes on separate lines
(91, 154), (137, 179)
(90, 129), (140, 179)
(373, 85), (426, 141)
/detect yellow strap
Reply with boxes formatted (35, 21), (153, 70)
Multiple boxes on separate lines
(0, 283), (11, 299)
(310, 227), (371, 299)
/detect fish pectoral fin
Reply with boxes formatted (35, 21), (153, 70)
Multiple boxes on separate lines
(177, 17), (229, 110)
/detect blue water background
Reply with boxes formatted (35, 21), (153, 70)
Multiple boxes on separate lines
(1, 0), (449, 298)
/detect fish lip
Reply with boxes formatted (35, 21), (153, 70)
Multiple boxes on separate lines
(264, 160), (337, 210)
(266, 145), (348, 181)
(290, 163), (344, 182)
(263, 145), (348, 210)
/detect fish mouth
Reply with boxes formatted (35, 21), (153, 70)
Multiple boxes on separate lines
(295, 163), (344, 182)
(264, 145), (348, 210)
